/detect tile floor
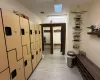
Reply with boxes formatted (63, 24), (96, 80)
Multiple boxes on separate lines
(29, 48), (83, 80)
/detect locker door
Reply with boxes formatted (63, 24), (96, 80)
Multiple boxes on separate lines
(2, 9), (23, 60)
(23, 46), (32, 79)
(36, 50), (39, 64)
(34, 25), (38, 64)
(20, 17), (31, 54)
(35, 41), (39, 64)
(31, 43), (36, 69)
(38, 25), (41, 62)
(0, 10), (8, 73)
(0, 69), (10, 80)
(29, 21), (36, 68)
(35, 24), (39, 41)
(38, 25), (42, 40)
(29, 21), (35, 43)
(8, 50), (25, 80)
(38, 25), (42, 60)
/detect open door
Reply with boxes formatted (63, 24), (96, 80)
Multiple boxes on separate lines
(41, 23), (66, 55)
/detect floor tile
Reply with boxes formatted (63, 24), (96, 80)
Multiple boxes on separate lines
(29, 48), (83, 80)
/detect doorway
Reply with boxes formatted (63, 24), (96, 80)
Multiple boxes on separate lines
(53, 27), (61, 54)
(41, 23), (66, 55)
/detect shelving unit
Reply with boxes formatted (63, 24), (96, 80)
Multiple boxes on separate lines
(72, 13), (82, 49)
(71, 11), (87, 50)
(87, 26), (100, 37)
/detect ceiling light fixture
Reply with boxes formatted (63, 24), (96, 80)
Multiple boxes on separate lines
(54, 4), (62, 13)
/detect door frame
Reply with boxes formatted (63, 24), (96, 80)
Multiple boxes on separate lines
(41, 23), (66, 55)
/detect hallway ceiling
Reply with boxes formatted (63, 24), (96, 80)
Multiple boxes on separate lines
(17, 0), (92, 20)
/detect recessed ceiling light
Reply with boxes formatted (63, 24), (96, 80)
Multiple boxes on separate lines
(54, 4), (62, 13)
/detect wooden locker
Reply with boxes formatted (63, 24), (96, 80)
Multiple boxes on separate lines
(29, 21), (36, 68)
(38, 25), (42, 60)
(0, 10), (8, 73)
(35, 24), (39, 41)
(35, 40), (39, 64)
(20, 17), (31, 54)
(0, 69), (10, 80)
(8, 50), (25, 80)
(23, 46), (32, 79)
(34, 25), (39, 64)
(38, 25), (42, 40)
(29, 21), (35, 43)
(2, 9), (23, 60)
(31, 43), (36, 69)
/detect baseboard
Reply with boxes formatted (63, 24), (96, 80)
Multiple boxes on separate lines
(27, 58), (42, 80)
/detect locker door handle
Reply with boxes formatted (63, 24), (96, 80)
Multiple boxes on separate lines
(40, 49), (41, 51)
(32, 55), (34, 60)
(36, 51), (38, 55)
(21, 29), (25, 35)
(5, 27), (12, 36)
(35, 30), (37, 34)
(30, 30), (32, 35)
(39, 31), (40, 34)
(11, 69), (17, 79)
(24, 60), (27, 67)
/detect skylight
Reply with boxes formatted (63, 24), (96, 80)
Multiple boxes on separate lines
(54, 4), (62, 13)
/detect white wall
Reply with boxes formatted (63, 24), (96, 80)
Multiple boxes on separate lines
(42, 15), (67, 23)
(80, 0), (100, 68)
(43, 27), (50, 43)
(68, 0), (100, 68)
(0, 0), (41, 23)
(53, 27), (61, 44)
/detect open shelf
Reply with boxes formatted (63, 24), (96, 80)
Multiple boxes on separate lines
(87, 32), (97, 35)
(73, 40), (80, 42)
(87, 32), (100, 37)
(87, 27), (92, 29)
(73, 27), (82, 30)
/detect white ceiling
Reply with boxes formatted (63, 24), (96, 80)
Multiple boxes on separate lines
(17, 0), (92, 19)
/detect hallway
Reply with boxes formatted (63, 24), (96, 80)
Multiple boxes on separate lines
(29, 49), (83, 80)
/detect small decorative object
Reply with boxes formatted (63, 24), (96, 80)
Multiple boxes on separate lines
(87, 27), (92, 33)
(73, 42), (80, 49)
(91, 25), (96, 32)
